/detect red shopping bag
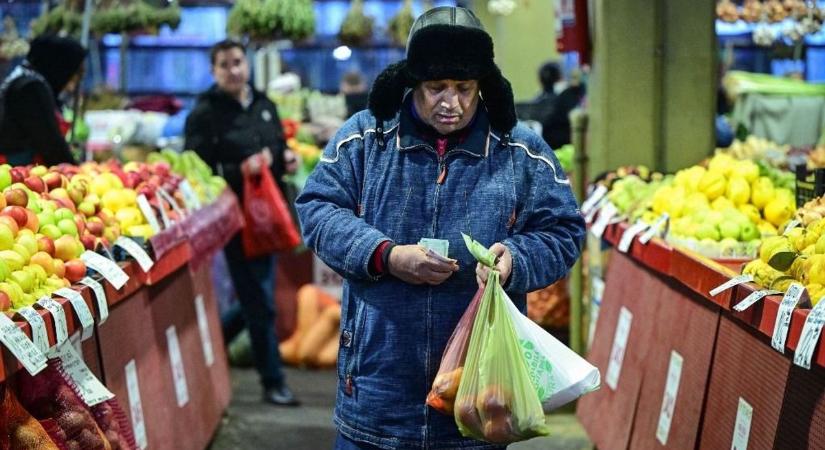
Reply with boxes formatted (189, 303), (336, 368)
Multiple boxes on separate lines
(241, 166), (301, 258)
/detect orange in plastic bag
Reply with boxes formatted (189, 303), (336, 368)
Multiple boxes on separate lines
(426, 287), (483, 415)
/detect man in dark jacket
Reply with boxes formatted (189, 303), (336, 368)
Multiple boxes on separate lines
(0, 35), (86, 166)
(184, 39), (299, 406)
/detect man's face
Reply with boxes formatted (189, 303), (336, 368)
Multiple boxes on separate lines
(212, 47), (249, 96)
(413, 79), (480, 135)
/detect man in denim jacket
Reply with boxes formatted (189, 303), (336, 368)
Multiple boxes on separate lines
(296, 7), (585, 449)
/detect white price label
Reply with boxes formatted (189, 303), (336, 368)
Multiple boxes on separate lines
(136, 194), (161, 233)
(590, 202), (618, 239)
(581, 185), (608, 214)
(54, 288), (95, 341)
(81, 251), (129, 290)
(793, 297), (825, 369)
(783, 219), (802, 236)
(16, 307), (48, 354)
(157, 198), (172, 229)
(166, 326), (189, 407)
(114, 237), (154, 273)
(125, 360), (148, 450)
(606, 307), (633, 391)
(584, 197), (607, 224)
(52, 339), (114, 406)
(618, 221), (651, 253)
(733, 290), (783, 312)
(656, 351), (684, 445)
(194, 295), (214, 367)
(37, 297), (67, 348)
(179, 180), (202, 211)
(0, 314), (47, 375)
(710, 275), (755, 297)
(638, 213), (669, 245)
(731, 398), (753, 450)
(772, 283), (805, 354)
(157, 188), (185, 219)
(79, 277), (108, 325)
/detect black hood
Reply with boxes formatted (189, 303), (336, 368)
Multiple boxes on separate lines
(26, 35), (87, 97)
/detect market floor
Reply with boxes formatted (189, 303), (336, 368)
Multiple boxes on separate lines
(208, 367), (592, 450)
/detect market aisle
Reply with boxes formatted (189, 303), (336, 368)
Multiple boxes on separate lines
(209, 367), (592, 449)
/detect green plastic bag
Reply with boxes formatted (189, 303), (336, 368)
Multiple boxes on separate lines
(454, 234), (550, 444)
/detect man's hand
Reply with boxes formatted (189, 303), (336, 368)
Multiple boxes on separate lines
(242, 147), (274, 175)
(388, 245), (459, 285)
(476, 243), (513, 288)
(283, 148), (299, 174)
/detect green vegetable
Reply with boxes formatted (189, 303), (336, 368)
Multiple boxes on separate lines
(339, 0), (374, 47)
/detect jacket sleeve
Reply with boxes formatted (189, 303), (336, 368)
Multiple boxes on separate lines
(501, 137), (585, 294)
(295, 123), (391, 281)
(14, 81), (76, 166)
(184, 103), (218, 170)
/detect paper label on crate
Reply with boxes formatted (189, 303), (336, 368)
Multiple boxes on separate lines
(590, 202), (618, 239)
(0, 313), (47, 375)
(639, 213), (669, 245)
(114, 237), (154, 273)
(166, 326), (190, 407)
(783, 219), (802, 236)
(618, 221), (651, 253)
(710, 275), (754, 297)
(584, 197), (608, 224)
(656, 351), (684, 445)
(54, 288), (94, 341)
(52, 339), (114, 406)
(731, 398), (753, 450)
(179, 180), (202, 211)
(16, 307), (48, 354)
(772, 283), (805, 354)
(136, 194), (161, 233)
(606, 307), (633, 391)
(81, 251), (128, 290)
(581, 185), (608, 215)
(79, 277), (108, 325)
(37, 297), (68, 348)
(125, 360), (148, 449)
(733, 290), (783, 312)
(793, 298), (825, 369)
(194, 295), (215, 367)
(156, 196), (172, 229)
(157, 188), (185, 220)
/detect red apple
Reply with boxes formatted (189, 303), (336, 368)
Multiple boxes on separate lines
(0, 291), (10, 311)
(23, 209), (38, 232)
(23, 175), (45, 193)
(53, 197), (76, 213)
(37, 236), (55, 256)
(10, 168), (24, 184)
(68, 187), (84, 206)
(30, 251), (53, 276)
(43, 172), (65, 191)
(4, 188), (27, 207)
(85, 221), (104, 237)
(54, 235), (79, 261)
(80, 233), (96, 251)
(64, 259), (86, 282)
(0, 216), (19, 235)
(74, 214), (86, 236)
(2, 206), (27, 228)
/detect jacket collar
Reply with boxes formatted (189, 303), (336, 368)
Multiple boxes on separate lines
(396, 93), (491, 158)
(204, 83), (264, 109)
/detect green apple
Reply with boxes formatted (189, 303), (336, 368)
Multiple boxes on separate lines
(740, 222), (760, 242)
(54, 208), (74, 222)
(0, 167), (10, 191)
(15, 234), (37, 256)
(0, 259), (9, 282)
(9, 270), (33, 293)
(0, 250), (24, 271)
(719, 222), (741, 240)
(40, 224), (61, 240)
(695, 223), (721, 241)
(11, 243), (30, 262)
(0, 224), (13, 251)
(57, 218), (78, 237)
(37, 211), (55, 228)
(29, 166), (47, 177)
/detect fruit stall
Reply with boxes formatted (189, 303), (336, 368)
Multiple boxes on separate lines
(576, 138), (825, 449)
(0, 153), (241, 449)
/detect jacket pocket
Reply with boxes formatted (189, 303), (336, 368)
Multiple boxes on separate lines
(338, 299), (367, 395)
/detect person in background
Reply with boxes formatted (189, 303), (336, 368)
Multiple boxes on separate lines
(535, 61), (561, 106)
(340, 70), (368, 119)
(0, 35), (86, 166)
(541, 68), (586, 150)
(297, 6), (584, 449)
(184, 39), (300, 407)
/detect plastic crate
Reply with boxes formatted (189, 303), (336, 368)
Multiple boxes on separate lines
(774, 363), (825, 448)
(795, 165), (825, 206)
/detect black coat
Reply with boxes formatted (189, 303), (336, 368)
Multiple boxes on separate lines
(184, 85), (287, 201)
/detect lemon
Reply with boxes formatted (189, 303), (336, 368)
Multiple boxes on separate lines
(764, 199), (795, 227)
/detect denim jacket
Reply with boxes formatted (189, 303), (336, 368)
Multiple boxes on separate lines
(295, 102), (585, 449)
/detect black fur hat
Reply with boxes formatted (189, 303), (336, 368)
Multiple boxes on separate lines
(368, 6), (517, 134)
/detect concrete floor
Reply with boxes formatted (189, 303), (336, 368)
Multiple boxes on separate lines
(208, 367), (592, 450)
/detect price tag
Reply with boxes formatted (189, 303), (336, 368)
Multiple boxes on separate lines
(656, 351), (684, 446)
(783, 219), (802, 236)
(618, 221), (651, 253)
(709, 274), (755, 297)
(638, 213), (669, 245)
(51, 339), (114, 406)
(581, 185), (608, 214)
(584, 197), (607, 224)
(606, 307), (633, 390)
(37, 297), (68, 348)
(114, 237), (154, 273)
(590, 202), (618, 239)
(81, 251), (129, 290)
(125, 360), (148, 450)
(793, 297), (825, 369)
(179, 180), (202, 211)
(194, 295), (215, 367)
(733, 290), (783, 312)
(16, 307), (48, 354)
(731, 398), (753, 450)
(158, 188), (185, 219)
(79, 277), (108, 325)
(136, 194), (161, 233)
(156, 198), (172, 229)
(772, 283), (805, 354)
(54, 288), (94, 341)
(0, 314), (47, 375)
(166, 326), (190, 407)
